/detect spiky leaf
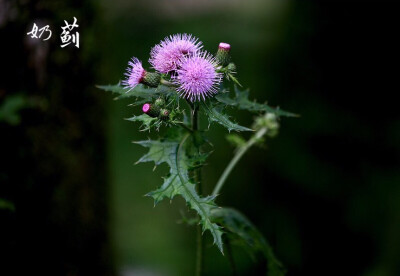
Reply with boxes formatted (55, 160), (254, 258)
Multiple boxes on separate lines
(216, 86), (298, 117)
(96, 83), (176, 101)
(135, 139), (224, 253)
(211, 208), (286, 276)
(200, 101), (252, 132)
(126, 114), (159, 131)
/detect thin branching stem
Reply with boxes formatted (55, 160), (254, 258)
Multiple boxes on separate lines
(212, 127), (268, 197)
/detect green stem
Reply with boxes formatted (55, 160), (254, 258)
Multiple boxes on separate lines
(191, 104), (204, 276)
(177, 122), (193, 133)
(212, 127), (267, 196)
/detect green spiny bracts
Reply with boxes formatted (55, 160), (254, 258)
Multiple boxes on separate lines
(216, 42), (231, 66)
(159, 108), (170, 121)
(142, 72), (161, 87)
(142, 103), (160, 118)
(154, 97), (165, 107)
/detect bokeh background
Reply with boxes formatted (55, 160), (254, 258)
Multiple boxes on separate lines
(1, 0), (399, 275)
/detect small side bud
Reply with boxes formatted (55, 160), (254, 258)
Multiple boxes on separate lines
(265, 113), (279, 137)
(159, 109), (170, 121)
(216, 42), (231, 66)
(142, 72), (161, 88)
(253, 113), (280, 137)
(227, 62), (236, 73)
(142, 103), (160, 118)
(154, 97), (165, 107)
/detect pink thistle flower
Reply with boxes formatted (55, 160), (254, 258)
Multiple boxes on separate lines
(218, 42), (231, 51)
(142, 103), (151, 113)
(122, 57), (146, 89)
(174, 51), (222, 102)
(149, 33), (203, 74)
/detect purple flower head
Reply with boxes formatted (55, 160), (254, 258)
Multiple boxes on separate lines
(174, 51), (222, 102)
(149, 33), (203, 74)
(122, 57), (146, 89)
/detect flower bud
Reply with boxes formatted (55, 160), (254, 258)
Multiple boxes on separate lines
(216, 42), (231, 66)
(227, 62), (236, 73)
(142, 103), (160, 118)
(253, 112), (279, 137)
(154, 97), (165, 107)
(159, 108), (170, 121)
(265, 113), (279, 137)
(142, 72), (161, 88)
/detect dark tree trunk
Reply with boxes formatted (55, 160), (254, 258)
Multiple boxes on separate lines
(0, 1), (114, 275)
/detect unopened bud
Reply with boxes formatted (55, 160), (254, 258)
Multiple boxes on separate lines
(253, 113), (279, 137)
(142, 72), (161, 88)
(142, 103), (160, 118)
(227, 62), (236, 72)
(159, 109), (170, 121)
(216, 42), (231, 66)
(154, 97), (165, 107)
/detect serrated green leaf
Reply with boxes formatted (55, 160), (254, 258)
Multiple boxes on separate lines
(187, 151), (212, 169)
(96, 83), (155, 100)
(215, 90), (237, 106)
(135, 139), (224, 253)
(211, 208), (286, 276)
(200, 101), (253, 132)
(96, 83), (176, 101)
(216, 86), (298, 118)
(126, 114), (159, 131)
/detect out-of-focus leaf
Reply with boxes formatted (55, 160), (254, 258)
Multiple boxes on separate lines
(216, 86), (298, 117)
(0, 95), (28, 125)
(0, 198), (15, 212)
(135, 139), (224, 253)
(211, 207), (286, 276)
(226, 134), (246, 148)
(200, 101), (253, 132)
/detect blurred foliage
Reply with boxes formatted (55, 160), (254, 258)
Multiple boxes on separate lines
(211, 207), (286, 276)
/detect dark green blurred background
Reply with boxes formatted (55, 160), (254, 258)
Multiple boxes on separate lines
(1, 0), (399, 275)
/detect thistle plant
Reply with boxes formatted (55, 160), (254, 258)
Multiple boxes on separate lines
(98, 33), (297, 275)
